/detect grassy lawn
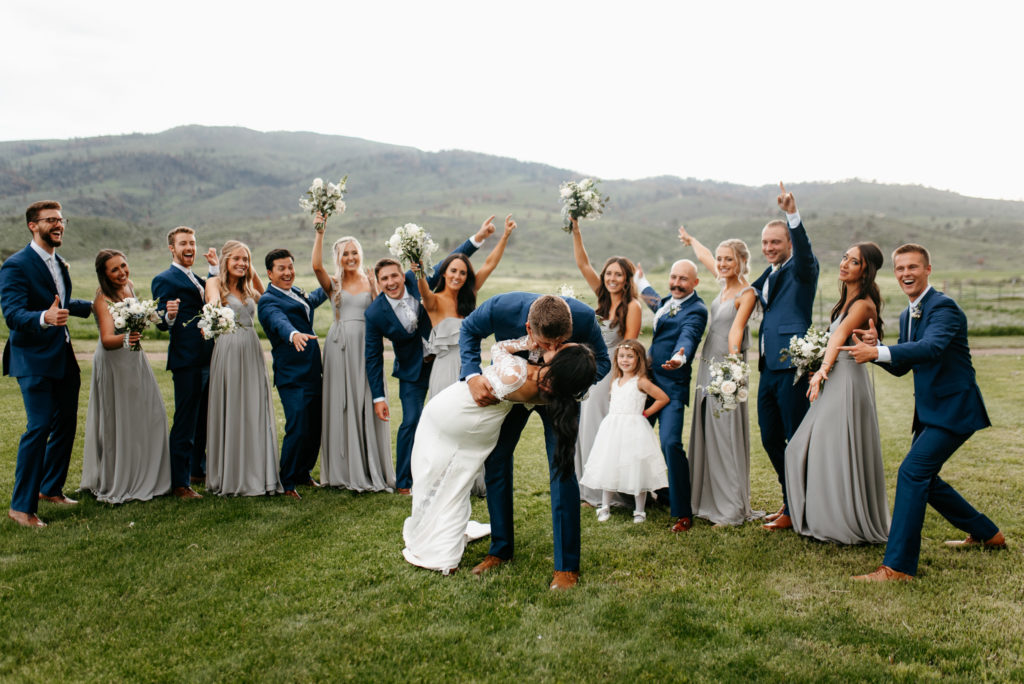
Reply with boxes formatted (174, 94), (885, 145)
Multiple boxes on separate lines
(1, 349), (1022, 681)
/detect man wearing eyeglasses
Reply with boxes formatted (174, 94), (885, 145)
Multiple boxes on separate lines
(1, 201), (93, 528)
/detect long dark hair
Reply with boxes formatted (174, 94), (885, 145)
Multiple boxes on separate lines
(539, 344), (597, 479)
(831, 242), (885, 341)
(95, 249), (130, 302)
(432, 253), (477, 317)
(594, 256), (637, 337)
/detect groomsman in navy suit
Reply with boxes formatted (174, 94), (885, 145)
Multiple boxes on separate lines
(637, 260), (708, 532)
(751, 183), (819, 530)
(460, 293), (610, 589)
(258, 248), (329, 499)
(842, 244), (1005, 581)
(2, 201), (92, 527)
(152, 226), (218, 499)
(364, 222), (491, 494)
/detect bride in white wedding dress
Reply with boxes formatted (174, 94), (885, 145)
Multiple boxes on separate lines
(402, 338), (595, 574)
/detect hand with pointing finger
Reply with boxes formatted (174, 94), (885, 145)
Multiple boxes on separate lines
(292, 331), (317, 352)
(503, 214), (517, 236)
(777, 181), (797, 214)
(838, 333), (879, 364)
(475, 215), (497, 242)
(44, 294), (70, 326)
(851, 318), (878, 346)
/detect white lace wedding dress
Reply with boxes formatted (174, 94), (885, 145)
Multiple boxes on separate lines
(402, 337), (532, 574)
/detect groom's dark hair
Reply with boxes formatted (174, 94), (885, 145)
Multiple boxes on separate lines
(528, 295), (572, 341)
(265, 248), (293, 271)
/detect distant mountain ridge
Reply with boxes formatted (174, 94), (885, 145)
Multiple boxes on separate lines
(3, 125), (1023, 270)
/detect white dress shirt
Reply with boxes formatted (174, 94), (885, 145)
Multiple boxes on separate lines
(875, 285), (932, 364)
(30, 241), (67, 337)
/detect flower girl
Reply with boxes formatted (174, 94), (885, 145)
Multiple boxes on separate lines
(580, 340), (670, 523)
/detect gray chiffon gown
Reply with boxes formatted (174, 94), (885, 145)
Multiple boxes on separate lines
(784, 315), (890, 544)
(320, 291), (395, 492)
(689, 288), (762, 525)
(81, 316), (172, 504)
(426, 316), (485, 497)
(574, 318), (625, 507)
(206, 295), (282, 496)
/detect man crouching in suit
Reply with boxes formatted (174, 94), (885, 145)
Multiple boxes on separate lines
(842, 243), (1005, 581)
(258, 248), (328, 499)
(2, 201), (93, 528)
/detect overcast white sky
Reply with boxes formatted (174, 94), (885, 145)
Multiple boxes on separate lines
(3, 1), (1022, 200)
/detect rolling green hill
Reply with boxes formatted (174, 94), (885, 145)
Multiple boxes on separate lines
(3, 125), (1024, 274)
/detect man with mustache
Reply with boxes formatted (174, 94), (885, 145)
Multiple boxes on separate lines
(152, 226), (219, 499)
(2, 201), (93, 527)
(637, 259), (709, 532)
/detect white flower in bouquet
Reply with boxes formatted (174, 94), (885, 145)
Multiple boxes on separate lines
(299, 175), (348, 232)
(559, 178), (609, 233)
(189, 302), (237, 340)
(557, 283), (576, 299)
(779, 326), (830, 384)
(108, 297), (159, 351)
(385, 223), (440, 277)
(699, 353), (751, 417)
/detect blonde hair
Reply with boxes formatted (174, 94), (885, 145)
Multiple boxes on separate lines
(717, 238), (751, 279)
(612, 339), (651, 381)
(218, 240), (259, 303)
(331, 236), (376, 304)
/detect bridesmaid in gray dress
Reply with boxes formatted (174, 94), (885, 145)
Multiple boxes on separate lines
(785, 243), (889, 544)
(418, 215), (516, 496)
(81, 250), (171, 503)
(678, 228), (762, 526)
(204, 240), (282, 496)
(569, 216), (642, 507)
(312, 229), (394, 492)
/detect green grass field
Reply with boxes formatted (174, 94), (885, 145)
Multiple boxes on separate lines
(1, 344), (1022, 681)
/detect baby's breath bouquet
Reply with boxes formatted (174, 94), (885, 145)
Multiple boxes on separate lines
(559, 178), (608, 232)
(190, 303), (237, 340)
(299, 176), (347, 232)
(108, 298), (161, 351)
(385, 223), (439, 278)
(779, 326), (830, 384)
(700, 353), (751, 416)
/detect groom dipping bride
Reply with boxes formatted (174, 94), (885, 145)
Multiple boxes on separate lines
(402, 294), (608, 588)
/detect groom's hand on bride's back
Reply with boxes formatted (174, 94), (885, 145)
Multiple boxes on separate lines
(467, 375), (499, 407)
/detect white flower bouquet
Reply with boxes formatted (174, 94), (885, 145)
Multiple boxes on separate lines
(385, 223), (439, 278)
(557, 283), (576, 299)
(108, 298), (161, 351)
(700, 353), (751, 416)
(191, 302), (237, 340)
(779, 326), (830, 384)
(559, 178), (608, 232)
(299, 176), (347, 232)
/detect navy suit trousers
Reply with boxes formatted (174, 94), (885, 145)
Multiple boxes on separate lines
(883, 426), (999, 576)
(653, 393), (691, 519)
(756, 367), (810, 511)
(11, 345), (80, 514)
(169, 366), (209, 487)
(277, 384), (322, 491)
(395, 370), (431, 489)
(484, 403), (582, 572)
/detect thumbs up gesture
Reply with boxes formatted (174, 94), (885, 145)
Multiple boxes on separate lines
(44, 294), (70, 326)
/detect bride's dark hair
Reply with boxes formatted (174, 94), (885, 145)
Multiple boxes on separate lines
(538, 344), (597, 479)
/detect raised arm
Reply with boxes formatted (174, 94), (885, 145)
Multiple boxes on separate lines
(474, 214), (517, 292)
(779, 182), (818, 284)
(204, 276), (222, 305)
(416, 264), (438, 313)
(311, 224), (334, 295)
(570, 217), (602, 294)
(726, 289), (757, 355)
(678, 226), (717, 278)
(252, 271), (265, 295)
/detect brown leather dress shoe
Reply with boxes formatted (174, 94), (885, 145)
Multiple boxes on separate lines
(944, 531), (1006, 550)
(39, 493), (78, 505)
(765, 506), (786, 522)
(173, 486), (202, 499)
(8, 509), (47, 528)
(763, 514), (793, 531)
(303, 478), (322, 488)
(397, 488), (412, 496)
(671, 517), (692, 533)
(471, 554), (508, 575)
(852, 565), (913, 582)
(283, 489), (301, 500)
(550, 570), (579, 590)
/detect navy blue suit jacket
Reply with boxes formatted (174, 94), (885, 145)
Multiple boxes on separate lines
(364, 238), (479, 399)
(882, 288), (990, 436)
(750, 222), (819, 371)
(152, 265), (214, 371)
(640, 288), (708, 403)
(458, 292), (611, 385)
(257, 285), (328, 389)
(1, 244), (92, 378)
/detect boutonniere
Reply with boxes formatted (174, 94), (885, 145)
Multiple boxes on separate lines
(910, 303), (922, 320)
(668, 302), (681, 318)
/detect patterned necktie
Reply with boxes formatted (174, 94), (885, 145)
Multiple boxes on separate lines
(396, 298), (417, 333)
